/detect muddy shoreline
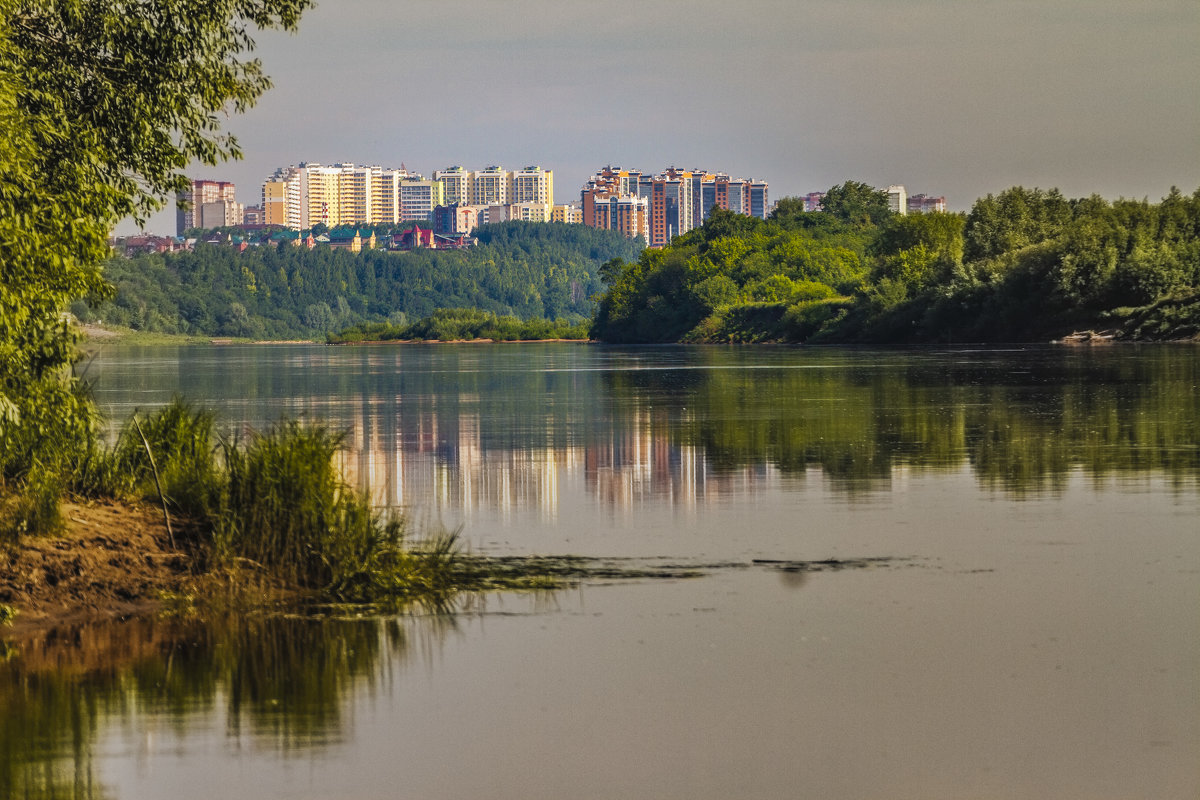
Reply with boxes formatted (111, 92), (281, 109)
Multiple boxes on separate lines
(0, 500), (204, 634)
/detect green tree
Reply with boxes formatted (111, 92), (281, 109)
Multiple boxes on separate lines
(871, 211), (966, 290)
(0, 0), (311, 535)
(820, 181), (892, 228)
(963, 186), (1072, 262)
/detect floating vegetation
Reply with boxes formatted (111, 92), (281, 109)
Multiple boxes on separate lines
(752, 556), (910, 573)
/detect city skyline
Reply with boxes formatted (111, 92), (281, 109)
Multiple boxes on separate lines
(118, 0), (1199, 235)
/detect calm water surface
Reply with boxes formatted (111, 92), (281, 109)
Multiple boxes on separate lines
(4, 343), (1198, 799)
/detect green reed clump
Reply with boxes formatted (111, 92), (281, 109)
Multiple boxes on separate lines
(214, 420), (454, 599)
(69, 397), (224, 524)
(118, 398), (222, 517)
(334, 526), (465, 606)
(2, 391), (573, 607)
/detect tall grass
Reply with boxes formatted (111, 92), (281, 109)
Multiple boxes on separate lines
(119, 399), (222, 517)
(216, 422), (377, 590)
(216, 421), (464, 602)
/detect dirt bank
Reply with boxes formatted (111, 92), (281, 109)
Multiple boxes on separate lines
(0, 500), (200, 632)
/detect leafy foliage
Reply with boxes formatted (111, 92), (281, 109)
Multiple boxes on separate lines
(591, 189), (874, 343)
(0, 0), (312, 536)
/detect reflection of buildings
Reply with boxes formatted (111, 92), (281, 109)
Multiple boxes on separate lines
(583, 409), (775, 513)
(335, 403), (565, 523)
(274, 393), (777, 521)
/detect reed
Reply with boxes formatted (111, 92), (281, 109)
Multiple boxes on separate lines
(212, 420), (456, 600)
(120, 398), (222, 517)
(5, 394), (582, 608)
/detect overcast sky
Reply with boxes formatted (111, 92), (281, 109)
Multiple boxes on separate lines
(124, 0), (1199, 234)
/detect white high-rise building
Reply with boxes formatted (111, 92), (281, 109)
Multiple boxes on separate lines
(262, 166), (305, 229)
(887, 185), (908, 215)
(399, 179), (444, 222)
(511, 166), (554, 207)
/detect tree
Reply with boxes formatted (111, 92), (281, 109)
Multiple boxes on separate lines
(871, 211), (966, 290)
(0, 0), (311, 534)
(963, 186), (1072, 262)
(820, 181), (892, 228)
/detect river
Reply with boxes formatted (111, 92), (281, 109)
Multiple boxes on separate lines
(3, 343), (1198, 799)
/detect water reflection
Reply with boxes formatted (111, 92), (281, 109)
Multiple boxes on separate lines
(89, 344), (1200, 519)
(0, 615), (418, 799)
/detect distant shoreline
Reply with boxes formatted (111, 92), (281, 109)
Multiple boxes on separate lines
(78, 323), (1199, 348)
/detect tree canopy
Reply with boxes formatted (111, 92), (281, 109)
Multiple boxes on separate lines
(1, 0), (312, 534)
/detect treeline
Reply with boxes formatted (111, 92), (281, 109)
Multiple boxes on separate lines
(592, 183), (1200, 343)
(82, 222), (643, 338)
(328, 307), (590, 342)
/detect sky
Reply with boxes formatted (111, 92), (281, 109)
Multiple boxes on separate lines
(123, 0), (1200, 235)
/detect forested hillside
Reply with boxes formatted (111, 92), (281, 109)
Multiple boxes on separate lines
(591, 184), (1200, 343)
(82, 222), (643, 338)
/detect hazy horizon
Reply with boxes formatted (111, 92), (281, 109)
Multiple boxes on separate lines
(117, 0), (1199, 235)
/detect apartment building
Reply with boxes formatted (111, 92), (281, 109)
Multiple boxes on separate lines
(198, 199), (244, 229)
(583, 166), (766, 244)
(398, 179), (444, 222)
(472, 166), (509, 206)
(511, 166), (554, 207)
(177, 179), (238, 235)
(263, 167), (300, 228)
(581, 187), (648, 240)
(261, 163), (425, 229)
(636, 168), (695, 248)
(433, 203), (479, 235)
(371, 168), (401, 224)
(260, 162), (577, 230)
(551, 204), (582, 225)
(746, 181), (769, 219)
(303, 165), (342, 228)
(434, 166), (472, 206)
(907, 193), (947, 213)
(507, 201), (552, 222)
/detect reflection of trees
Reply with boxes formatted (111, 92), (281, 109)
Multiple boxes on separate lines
(0, 615), (419, 799)
(95, 344), (1200, 502)
(603, 347), (1200, 494)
